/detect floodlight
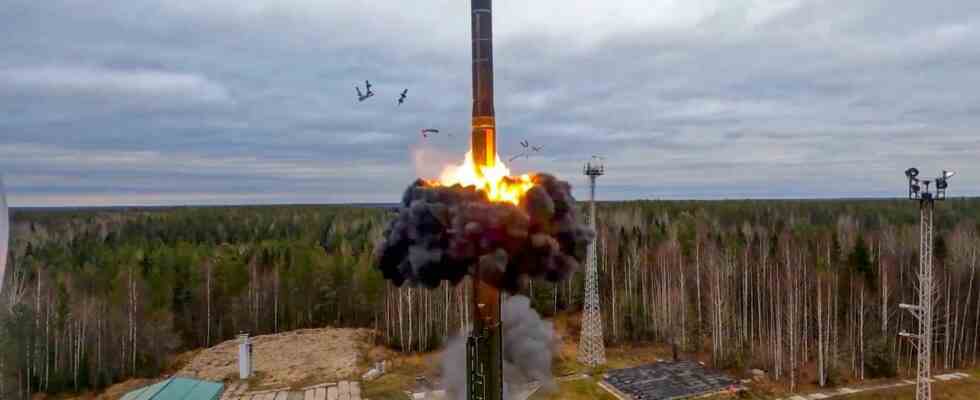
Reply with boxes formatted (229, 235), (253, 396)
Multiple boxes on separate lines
(936, 179), (948, 190)
(943, 170), (955, 179)
(906, 168), (919, 178)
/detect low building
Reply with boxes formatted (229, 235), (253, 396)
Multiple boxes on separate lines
(121, 377), (224, 400)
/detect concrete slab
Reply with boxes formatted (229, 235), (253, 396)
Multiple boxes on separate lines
(315, 387), (327, 400)
(556, 373), (589, 382)
(596, 380), (631, 400)
(338, 381), (350, 400)
(326, 386), (337, 400)
(602, 360), (738, 400)
(349, 382), (361, 400)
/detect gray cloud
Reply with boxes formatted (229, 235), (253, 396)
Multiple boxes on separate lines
(1, 0), (979, 206)
(0, 66), (230, 104)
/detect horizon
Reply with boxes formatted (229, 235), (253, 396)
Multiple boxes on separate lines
(10, 194), (980, 210)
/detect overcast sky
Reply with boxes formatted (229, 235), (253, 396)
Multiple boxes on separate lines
(2, 0), (979, 206)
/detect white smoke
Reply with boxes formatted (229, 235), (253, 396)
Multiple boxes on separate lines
(411, 144), (458, 181)
(441, 295), (556, 400)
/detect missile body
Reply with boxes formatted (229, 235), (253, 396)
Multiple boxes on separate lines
(467, 1), (503, 400)
(471, 0), (496, 170)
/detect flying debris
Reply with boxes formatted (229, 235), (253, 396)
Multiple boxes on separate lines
(421, 128), (440, 138)
(0, 176), (8, 296)
(356, 80), (375, 102)
(398, 89), (408, 105)
(508, 140), (543, 162)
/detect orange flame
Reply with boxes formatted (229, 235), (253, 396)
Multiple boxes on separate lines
(429, 151), (535, 205)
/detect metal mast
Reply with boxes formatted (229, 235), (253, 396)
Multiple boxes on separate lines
(579, 158), (606, 367)
(900, 168), (955, 400)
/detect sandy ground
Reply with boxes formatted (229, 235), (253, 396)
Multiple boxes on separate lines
(178, 328), (375, 389)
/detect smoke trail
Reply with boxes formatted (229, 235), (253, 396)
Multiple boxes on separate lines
(0, 176), (8, 296)
(375, 174), (593, 292)
(441, 295), (556, 400)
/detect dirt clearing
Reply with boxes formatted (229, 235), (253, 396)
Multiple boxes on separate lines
(178, 328), (374, 389)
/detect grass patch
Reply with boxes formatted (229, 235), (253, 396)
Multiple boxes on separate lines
(836, 378), (980, 400)
(360, 353), (438, 400)
(361, 373), (413, 400)
(529, 377), (618, 400)
(701, 391), (774, 399)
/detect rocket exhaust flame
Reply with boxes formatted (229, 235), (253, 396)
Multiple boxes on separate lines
(428, 151), (534, 206)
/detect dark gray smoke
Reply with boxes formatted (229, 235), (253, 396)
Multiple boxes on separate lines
(375, 173), (593, 292)
(441, 295), (557, 400)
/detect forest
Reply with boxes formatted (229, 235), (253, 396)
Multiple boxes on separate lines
(2, 199), (980, 399)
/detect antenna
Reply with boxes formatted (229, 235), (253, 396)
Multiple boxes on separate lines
(902, 168), (955, 400)
(578, 158), (606, 367)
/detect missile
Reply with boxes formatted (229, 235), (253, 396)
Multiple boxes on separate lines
(467, 1), (504, 400)
(471, 0), (496, 170)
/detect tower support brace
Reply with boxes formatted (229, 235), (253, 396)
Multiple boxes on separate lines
(578, 171), (606, 367)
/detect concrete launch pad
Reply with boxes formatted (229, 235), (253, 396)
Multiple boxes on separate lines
(601, 361), (739, 400)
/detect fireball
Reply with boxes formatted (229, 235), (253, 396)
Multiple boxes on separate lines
(429, 151), (535, 205)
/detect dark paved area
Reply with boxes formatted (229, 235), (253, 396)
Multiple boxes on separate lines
(603, 360), (738, 400)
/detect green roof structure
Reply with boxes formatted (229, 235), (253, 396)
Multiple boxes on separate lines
(121, 377), (224, 400)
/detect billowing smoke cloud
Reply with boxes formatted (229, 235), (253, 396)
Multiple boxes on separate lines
(375, 173), (593, 292)
(500, 295), (558, 391)
(441, 295), (556, 400)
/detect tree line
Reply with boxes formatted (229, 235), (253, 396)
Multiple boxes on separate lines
(378, 198), (980, 392)
(597, 199), (980, 388)
(2, 199), (980, 398)
(0, 206), (386, 399)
